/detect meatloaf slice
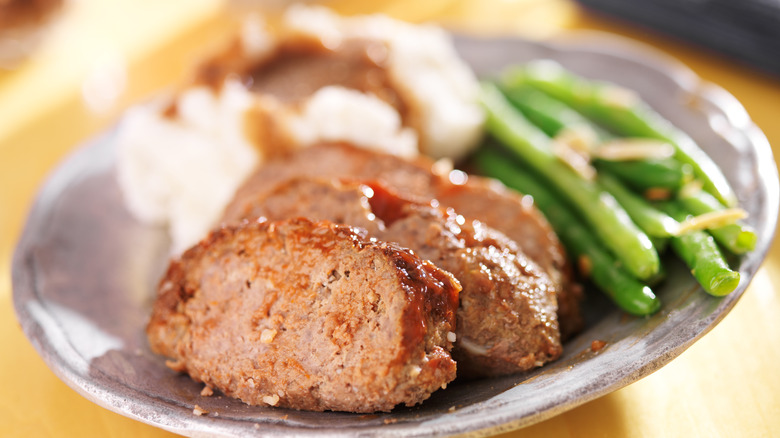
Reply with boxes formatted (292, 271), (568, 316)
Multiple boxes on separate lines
(147, 217), (460, 413)
(222, 143), (443, 220)
(434, 176), (584, 338)
(232, 177), (562, 377)
(223, 142), (583, 338)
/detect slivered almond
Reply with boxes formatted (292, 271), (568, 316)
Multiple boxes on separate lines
(679, 180), (704, 199)
(552, 140), (596, 181)
(554, 124), (599, 153)
(676, 209), (748, 235)
(594, 139), (675, 161)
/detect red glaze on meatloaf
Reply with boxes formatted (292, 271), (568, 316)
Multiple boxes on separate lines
(433, 175), (584, 338)
(228, 177), (562, 377)
(147, 218), (460, 412)
(222, 143), (583, 338)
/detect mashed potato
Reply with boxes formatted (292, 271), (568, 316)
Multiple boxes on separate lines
(116, 80), (258, 254)
(288, 85), (419, 159)
(115, 6), (484, 254)
(283, 5), (484, 159)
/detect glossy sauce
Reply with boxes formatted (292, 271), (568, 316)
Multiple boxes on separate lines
(362, 181), (415, 227)
(192, 35), (409, 118)
(386, 243), (460, 365)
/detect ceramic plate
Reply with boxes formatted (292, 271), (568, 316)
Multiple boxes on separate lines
(12, 33), (779, 437)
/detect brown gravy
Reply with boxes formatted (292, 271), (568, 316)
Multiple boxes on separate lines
(194, 36), (407, 116)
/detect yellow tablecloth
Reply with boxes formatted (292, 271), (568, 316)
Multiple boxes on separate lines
(2, 1), (779, 436)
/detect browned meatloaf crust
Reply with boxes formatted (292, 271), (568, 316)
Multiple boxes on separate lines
(223, 143), (583, 338)
(433, 176), (584, 338)
(229, 177), (562, 377)
(147, 218), (460, 412)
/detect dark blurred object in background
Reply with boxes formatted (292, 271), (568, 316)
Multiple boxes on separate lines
(577, 0), (780, 77)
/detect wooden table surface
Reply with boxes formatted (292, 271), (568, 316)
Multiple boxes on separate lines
(2, 1), (779, 436)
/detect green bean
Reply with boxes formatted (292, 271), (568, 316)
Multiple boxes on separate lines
(595, 159), (693, 193)
(480, 81), (659, 280)
(500, 84), (607, 138)
(677, 189), (757, 254)
(597, 172), (679, 238)
(502, 61), (737, 207)
(501, 82), (693, 192)
(659, 202), (741, 296)
(475, 147), (661, 316)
